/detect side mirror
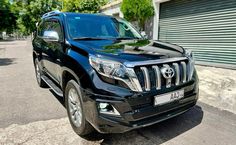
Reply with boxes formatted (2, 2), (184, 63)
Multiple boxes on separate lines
(141, 31), (148, 39)
(42, 30), (59, 42)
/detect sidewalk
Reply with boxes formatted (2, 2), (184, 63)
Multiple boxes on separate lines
(196, 65), (236, 114)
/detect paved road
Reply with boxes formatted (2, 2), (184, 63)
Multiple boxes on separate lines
(0, 40), (236, 145)
(0, 40), (66, 128)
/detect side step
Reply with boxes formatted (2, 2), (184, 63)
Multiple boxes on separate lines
(41, 75), (63, 97)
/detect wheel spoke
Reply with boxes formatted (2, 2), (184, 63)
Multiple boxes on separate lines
(69, 96), (76, 105)
(68, 87), (82, 127)
(35, 63), (41, 82)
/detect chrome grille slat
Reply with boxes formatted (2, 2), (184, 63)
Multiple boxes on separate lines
(187, 62), (190, 81)
(173, 63), (180, 85)
(126, 68), (143, 92)
(135, 59), (191, 92)
(140, 67), (151, 91)
(181, 61), (187, 83)
(152, 66), (161, 90)
(187, 61), (194, 81)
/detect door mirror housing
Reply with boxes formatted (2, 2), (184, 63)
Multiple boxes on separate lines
(42, 30), (59, 42)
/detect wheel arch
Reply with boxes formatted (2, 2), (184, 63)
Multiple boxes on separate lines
(61, 68), (80, 92)
(32, 51), (38, 65)
(33, 52), (37, 60)
(61, 66), (94, 93)
(61, 46), (96, 93)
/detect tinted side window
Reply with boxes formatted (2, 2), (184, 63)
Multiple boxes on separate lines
(37, 21), (51, 37)
(37, 19), (63, 41)
(50, 20), (63, 41)
(37, 22), (44, 37)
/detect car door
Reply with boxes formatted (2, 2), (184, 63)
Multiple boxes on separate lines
(40, 18), (64, 83)
(34, 20), (49, 74)
(47, 18), (64, 83)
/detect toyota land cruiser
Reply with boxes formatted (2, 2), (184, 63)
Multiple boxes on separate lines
(32, 11), (199, 137)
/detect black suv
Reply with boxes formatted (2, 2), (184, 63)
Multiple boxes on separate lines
(32, 11), (199, 137)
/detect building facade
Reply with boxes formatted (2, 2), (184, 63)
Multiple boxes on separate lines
(101, 0), (236, 69)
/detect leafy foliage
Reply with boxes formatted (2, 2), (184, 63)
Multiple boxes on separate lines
(63, 0), (108, 13)
(0, 0), (17, 33)
(12, 0), (63, 35)
(121, 0), (155, 30)
(1, 0), (108, 35)
(78, 0), (107, 13)
(62, 0), (80, 12)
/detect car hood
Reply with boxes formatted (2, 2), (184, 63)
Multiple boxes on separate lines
(71, 39), (185, 62)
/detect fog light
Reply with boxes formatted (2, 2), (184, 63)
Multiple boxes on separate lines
(98, 102), (120, 116)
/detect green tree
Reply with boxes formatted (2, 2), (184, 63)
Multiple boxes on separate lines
(62, 0), (80, 12)
(63, 0), (108, 13)
(78, 0), (107, 13)
(13, 0), (62, 35)
(10, 0), (108, 35)
(0, 0), (17, 33)
(121, 0), (154, 31)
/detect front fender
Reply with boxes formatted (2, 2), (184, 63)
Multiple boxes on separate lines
(62, 48), (94, 90)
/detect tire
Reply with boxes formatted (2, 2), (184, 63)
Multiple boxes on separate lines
(34, 58), (47, 88)
(65, 80), (95, 137)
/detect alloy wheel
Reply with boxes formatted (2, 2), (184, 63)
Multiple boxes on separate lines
(68, 88), (82, 127)
(35, 63), (41, 83)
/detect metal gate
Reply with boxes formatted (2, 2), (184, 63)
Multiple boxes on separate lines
(159, 0), (236, 68)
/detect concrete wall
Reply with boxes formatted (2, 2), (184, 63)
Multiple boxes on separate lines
(100, 3), (123, 17)
(145, 17), (154, 39)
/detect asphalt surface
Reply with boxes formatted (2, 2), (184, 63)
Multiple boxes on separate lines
(0, 40), (236, 145)
(0, 40), (66, 128)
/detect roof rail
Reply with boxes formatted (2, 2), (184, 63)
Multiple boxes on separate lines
(41, 10), (61, 19)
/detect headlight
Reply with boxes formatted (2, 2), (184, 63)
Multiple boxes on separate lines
(89, 55), (142, 92)
(185, 49), (195, 80)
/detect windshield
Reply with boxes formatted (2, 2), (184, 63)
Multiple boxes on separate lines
(66, 14), (143, 40)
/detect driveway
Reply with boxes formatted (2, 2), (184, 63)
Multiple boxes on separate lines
(0, 40), (236, 145)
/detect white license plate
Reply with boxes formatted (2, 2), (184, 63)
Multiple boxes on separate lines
(154, 90), (184, 106)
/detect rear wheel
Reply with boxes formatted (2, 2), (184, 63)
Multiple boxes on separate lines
(34, 58), (47, 88)
(65, 80), (94, 137)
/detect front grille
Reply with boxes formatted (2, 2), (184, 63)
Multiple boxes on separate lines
(134, 59), (191, 91)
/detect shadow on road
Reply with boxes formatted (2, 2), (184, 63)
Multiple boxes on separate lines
(0, 40), (15, 42)
(101, 106), (203, 145)
(0, 58), (16, 66)
(49, 90), (203, 145)
(49, 89), (65, 107)
(0, 40), (17, 45)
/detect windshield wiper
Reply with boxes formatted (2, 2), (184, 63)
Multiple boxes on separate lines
(73, 37), (108, 40)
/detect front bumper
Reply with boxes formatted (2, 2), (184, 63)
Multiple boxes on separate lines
(96, 97), (196, 133)
(82, 77), (199, 134)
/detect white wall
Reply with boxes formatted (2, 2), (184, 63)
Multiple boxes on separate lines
(152, 0), (170, 40)
(152, 2), (160, 40)
(101, 4), (124, 18)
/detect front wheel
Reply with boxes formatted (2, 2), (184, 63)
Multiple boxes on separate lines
(34, 58), (47, 88)
(65, 80), (94, 137)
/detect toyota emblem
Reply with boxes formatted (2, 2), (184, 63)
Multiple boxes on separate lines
(161, 66), (175, 79)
